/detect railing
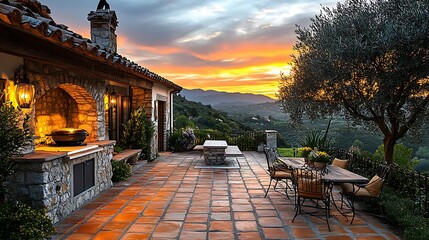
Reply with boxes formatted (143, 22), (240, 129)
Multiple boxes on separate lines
(194, 130), (265, 151)
(326, 147), (429, 217)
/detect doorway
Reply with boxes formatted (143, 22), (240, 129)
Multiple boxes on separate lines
(157, 100), (166, 151)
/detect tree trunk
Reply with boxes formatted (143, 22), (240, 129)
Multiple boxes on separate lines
(383, 136), (395, 165)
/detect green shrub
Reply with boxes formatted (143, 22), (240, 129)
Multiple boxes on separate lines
(0, 201), (55, 239)
(111, 161), (132, 182)
(0, 102), (30, 202)
(374, 143), (418, 170)
(113, 145), (124, 153)
(121, 107), (154, 161)
(382, 187), (429, 240)
(299, 131), (332, 149)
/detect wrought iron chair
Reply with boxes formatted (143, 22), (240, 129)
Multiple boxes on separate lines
(292, 167), (333, 231)
(340, 163), (390, 223)
(264, 148), (293, 198)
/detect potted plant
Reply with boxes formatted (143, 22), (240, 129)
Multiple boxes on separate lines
(309, 149), (330, 169)
(299, 147), (313, 163)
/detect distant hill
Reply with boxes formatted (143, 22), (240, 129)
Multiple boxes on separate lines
(218, 102), (290, 120)
(179, 89), (275, 106)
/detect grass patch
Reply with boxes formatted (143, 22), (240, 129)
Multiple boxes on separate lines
(277, 148), (301, 157)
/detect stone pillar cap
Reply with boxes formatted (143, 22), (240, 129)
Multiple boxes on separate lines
(265, 130), (278, 133)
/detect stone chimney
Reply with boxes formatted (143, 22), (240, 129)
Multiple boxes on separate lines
(87, 9), (118, 53)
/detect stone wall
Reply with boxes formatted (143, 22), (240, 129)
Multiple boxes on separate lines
(131, 86), (152, 117)
(27, 60), (106, 143)
(35, 88), (79, 143)
(265, 130), (278, 149)
(9, 142), (114, 223)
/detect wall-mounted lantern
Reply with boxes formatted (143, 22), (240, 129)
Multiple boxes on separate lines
(14, 64), (35, 108)
(107, 85), (117, 107)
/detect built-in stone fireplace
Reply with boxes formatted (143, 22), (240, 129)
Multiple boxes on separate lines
(35, 83), (99, 144)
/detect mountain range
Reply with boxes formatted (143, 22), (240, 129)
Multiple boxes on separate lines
(179, 89), (275, 106)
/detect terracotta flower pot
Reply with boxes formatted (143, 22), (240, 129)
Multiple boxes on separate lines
(314, 162), (327, 170)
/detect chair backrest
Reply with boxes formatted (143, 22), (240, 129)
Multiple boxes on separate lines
(264, 147), (276, 173)
(377, 163), (391, 179)
(293, 168), (328, 199)
(332, 158), (348, 169)
(364, 175), (385, 197)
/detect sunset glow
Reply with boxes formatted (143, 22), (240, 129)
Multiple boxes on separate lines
(43, 0), (338, 98)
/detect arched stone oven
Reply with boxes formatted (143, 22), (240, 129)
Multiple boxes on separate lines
(28, 60), (106, 145)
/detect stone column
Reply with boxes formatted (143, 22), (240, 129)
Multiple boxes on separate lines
(265, 130), (278, 149)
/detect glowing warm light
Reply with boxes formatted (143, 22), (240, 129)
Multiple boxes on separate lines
(15, 82), (35, 108)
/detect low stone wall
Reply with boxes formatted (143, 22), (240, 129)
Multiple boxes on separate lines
(9, 141), (114, 223)
(204, 148), (227, 165)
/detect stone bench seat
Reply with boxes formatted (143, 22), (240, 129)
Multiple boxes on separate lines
(112, 149), (141, 164)
(225, 145), (243, 157)
(193, 145), (204, 151)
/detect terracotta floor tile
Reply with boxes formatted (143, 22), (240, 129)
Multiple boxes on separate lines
(211, 206), (231, 212)
(180, 231), (207, 240)
(356, 236), (387, 240)
(93, 231), (122, 240)
(121, 233), (151, 240)
(291, 227), (318, 238)
(262, 227), (289, 239)
(152, 221), (183, 238)
(112, 213), (139, 222)
(232, 204), (254, 212)
(127, 223), (155, 233)
(209, 221), (234, 232)
(208, 231), (235, 240)
(237, 231), (262, 240)
(325, 236), (353, 240)
(258, 217), (283, 227)
(234, 212), (256, 221)
(94, 209), (119, 216)
(348, 226), (377, 235)
(183, 223), (208, 231)
(64, 234), (94, 240)
(235, 221), (258, 232)
(142, 209), (164, 217)
(163, 212), (186, 221)
(74, 223), (104, 234)
(256, 209), (278, 217)
(135, 216), (160, 224)
(189, 207), (210, 213)
(186, 213), (209, 222)
(102, 221), (130, 231)
(210, 212), (231, 221)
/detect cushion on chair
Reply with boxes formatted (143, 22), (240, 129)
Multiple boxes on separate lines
(298, 178), (323, 199)
(365, 175), (384, 196)
(332, 158), (348, 169)
(272, 171), (292, 179)
(341, 183), (373, 197)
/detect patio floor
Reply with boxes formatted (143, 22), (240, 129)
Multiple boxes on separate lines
(53, 151), (399, 240)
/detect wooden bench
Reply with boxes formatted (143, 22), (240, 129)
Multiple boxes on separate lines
(112, 149), (141, 164)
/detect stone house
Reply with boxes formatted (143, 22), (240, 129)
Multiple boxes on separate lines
(0, 0), (181, 223)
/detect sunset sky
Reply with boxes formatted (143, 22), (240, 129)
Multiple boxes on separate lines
(42, 0), (339, 98)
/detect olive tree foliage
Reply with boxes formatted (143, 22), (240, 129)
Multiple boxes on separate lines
(278, 0), (429, 164)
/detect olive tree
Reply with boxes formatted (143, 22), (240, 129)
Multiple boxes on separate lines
(278, 0), (429, 164)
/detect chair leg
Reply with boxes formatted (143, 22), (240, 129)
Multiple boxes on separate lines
(265, 178), (273, 198)
(325, 199), (331, 231)
(346, 196), (356, 224)
(292, 196), (300, 223)
(284, 180), (291, 200)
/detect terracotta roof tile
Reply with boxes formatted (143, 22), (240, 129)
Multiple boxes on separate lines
(0, 0), (181, 90)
